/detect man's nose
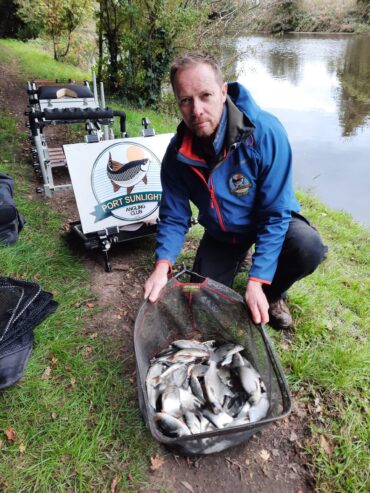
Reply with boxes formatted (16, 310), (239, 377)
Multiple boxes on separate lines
(192, 99), (203, 117)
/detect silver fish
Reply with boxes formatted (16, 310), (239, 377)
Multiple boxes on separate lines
(189, 363), (209, 379)
(236, 400), (251, 419)
(155, 412), (191, 437)
(154, 362), (188, 389)
(249, 393), (269, 422)
(238, 363), (262, 405)
(202, 409), (234, 428)
(147, 339), (270, 438)
(168, 348), (210, 362)
(199, 415), (217, 433)
(184, 411), (202, 434)
(220, 345), (245, 366)
(190, 374), (206, 404)
(161, 384), (182, 418)
(179, 387), (203, 413)
(214, 343), (244, 365)
(204, 360), (229, 412)
(171, 339), (215, 350)
(146, 362), (164, 409)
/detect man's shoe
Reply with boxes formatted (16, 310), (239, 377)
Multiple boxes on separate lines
(268, 299), (294, 331)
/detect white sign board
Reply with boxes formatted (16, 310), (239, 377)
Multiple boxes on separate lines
(64, 134), (173, 234)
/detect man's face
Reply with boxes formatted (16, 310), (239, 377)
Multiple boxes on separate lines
(173, 63), (227, 139)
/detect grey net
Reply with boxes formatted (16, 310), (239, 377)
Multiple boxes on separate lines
(134, 271), (291, 456)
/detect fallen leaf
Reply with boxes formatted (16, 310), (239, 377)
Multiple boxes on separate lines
(259, 449), (270, 461)
(51, 412), (57, 420)
(180, 481), (194, 493)
(86, 302), (95, 308)
(89, 332), (98, 339)
(70, 377), (76, 387)
(19, 443), (26, 453)
(150, 454), (165, 472)
(4, 428), (16, 442)
(319, 435), (334, 456)
(41, 366), (52, 380)
(127, 472), (133, 481)
(289, 431), (298, 442)
(51, 356), (58, 365)
(110, 474), (120, 493)
(245, 458), (250, 465)
(82, 346), (93, 359)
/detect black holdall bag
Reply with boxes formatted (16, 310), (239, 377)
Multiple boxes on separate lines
(0, 172), (25, 245)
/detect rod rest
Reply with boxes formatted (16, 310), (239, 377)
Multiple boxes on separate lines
(26, 108), (127, 136)
(43, 107), (114, 121)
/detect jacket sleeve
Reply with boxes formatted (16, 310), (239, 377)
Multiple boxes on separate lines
(248, 113), (297, 283)
(155, 143), (192, 264)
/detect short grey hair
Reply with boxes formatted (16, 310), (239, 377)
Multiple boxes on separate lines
(170, 51), (224, 90)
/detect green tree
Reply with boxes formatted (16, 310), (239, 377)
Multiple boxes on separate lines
(98, 0), (245, 106)
(16, 0), (95, 60)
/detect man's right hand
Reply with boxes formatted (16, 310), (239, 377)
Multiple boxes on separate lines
(144, 262), (170, 302)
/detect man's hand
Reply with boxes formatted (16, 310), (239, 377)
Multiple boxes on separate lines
(144, 262), (170, 302)
(245, 279), (270, 325)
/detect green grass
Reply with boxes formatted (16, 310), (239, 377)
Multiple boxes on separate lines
(0, 39), (90, 81)
(0, 108), (156, 491)
(0, 38), (369, 493)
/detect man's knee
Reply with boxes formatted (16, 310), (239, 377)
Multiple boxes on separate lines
(287, 226), (327, 274)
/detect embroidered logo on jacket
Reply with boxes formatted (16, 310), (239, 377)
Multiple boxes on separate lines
(229, 173), (251, 196)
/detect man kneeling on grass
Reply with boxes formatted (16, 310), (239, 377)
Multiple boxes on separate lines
(144, 51), (327, 331)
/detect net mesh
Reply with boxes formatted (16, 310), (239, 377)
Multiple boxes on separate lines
(134, 272), (291, 456)
(0, 277), (58, 389)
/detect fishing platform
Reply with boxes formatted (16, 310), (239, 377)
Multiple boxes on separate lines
(25, 75), (172, 271)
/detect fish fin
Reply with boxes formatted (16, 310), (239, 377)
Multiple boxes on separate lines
(143, 175), (148, 185)
(112, 181), (120, 192)
(127, 186), (134, 194)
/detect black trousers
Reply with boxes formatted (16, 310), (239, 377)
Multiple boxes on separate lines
(191, 213), (328, 302)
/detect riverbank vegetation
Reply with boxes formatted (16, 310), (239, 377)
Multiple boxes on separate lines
(1, 1), (369, 110)
(0, 40), (369, 493)
(242, 0), (370, 34)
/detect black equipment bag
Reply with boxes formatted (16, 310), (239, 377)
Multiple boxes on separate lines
(0, 173), (25, 245)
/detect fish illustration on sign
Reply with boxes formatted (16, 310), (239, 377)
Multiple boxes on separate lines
(106, 145), (150, 194)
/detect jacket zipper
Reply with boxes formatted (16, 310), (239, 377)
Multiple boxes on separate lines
(190, 166), (227, 232)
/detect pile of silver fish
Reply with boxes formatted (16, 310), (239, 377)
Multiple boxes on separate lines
(146, 339), (269, 438)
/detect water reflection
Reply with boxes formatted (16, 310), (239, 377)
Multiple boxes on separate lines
(235, 34), (370, 227)
(337, 36), (370, 136)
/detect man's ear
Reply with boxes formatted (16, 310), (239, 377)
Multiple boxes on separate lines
(222, 82), (228, 102)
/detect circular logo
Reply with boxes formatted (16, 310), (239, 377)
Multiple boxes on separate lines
(229, 173), (251, 196)
(91, 141), (162, 222)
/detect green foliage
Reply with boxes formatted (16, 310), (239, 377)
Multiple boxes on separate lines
(15, 0), (95, 60)
(98, 0), (213, 106)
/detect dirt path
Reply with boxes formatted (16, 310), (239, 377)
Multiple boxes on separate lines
(0, 54), (315, 493)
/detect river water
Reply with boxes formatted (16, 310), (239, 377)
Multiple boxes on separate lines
(233, 34), (370, 227)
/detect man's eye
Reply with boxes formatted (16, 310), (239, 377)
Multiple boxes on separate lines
(180, 98), (191, 105)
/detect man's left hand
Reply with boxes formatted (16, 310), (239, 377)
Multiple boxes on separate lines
(245, 279), (270, 325)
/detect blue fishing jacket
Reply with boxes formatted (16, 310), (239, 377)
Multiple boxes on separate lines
(156, 82), (300, 284)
